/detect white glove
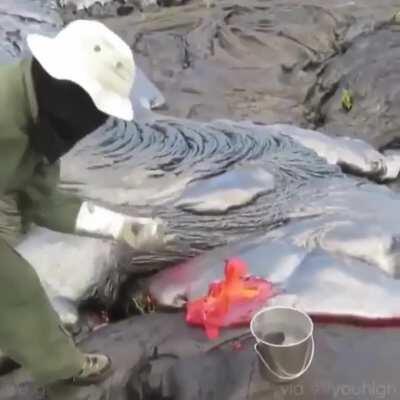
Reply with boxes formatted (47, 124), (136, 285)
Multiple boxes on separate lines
(117, 216), (170, 251)
(75, 202), (171, 251)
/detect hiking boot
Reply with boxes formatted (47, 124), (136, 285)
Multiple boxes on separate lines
(71, 353), (112, 385)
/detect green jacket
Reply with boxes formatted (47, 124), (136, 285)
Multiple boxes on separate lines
(0, 58), (82, 235)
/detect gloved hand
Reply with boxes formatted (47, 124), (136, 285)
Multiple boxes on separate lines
(75, 202), (173, 251)
(117, 216), (172, 251)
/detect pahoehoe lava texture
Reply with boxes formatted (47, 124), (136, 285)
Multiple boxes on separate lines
(62, 118), (342, 269)
(0, 0), (61, 62)
(100, 0), (400, 136)
(4, 0), (400, 149)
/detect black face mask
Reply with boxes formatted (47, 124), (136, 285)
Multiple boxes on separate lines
(30, 58), (109, 163)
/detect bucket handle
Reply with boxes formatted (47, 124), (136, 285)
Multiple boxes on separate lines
(254, 336), (315, 382)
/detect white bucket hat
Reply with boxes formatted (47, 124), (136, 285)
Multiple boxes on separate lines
(27, 19), (135, 121)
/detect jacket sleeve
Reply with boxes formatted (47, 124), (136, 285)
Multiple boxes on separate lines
(17, 160), (83, 234)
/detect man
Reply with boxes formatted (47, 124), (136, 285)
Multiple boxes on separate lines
(0, 19), (168, 385)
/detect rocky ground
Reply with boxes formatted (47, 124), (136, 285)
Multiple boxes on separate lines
(94, 0), (400, 151)
(2, 313), (400, 400)
(4, 1), (400, 148)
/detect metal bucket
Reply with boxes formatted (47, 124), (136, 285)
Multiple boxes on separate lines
(250, 306), (314, 383)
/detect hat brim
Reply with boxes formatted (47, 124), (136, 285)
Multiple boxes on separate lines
(27, 33), (134, 121)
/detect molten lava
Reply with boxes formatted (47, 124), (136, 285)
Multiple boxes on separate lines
(186, 258), (276, 339)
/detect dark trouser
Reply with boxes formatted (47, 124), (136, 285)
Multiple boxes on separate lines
(0, 239), (83, 384)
